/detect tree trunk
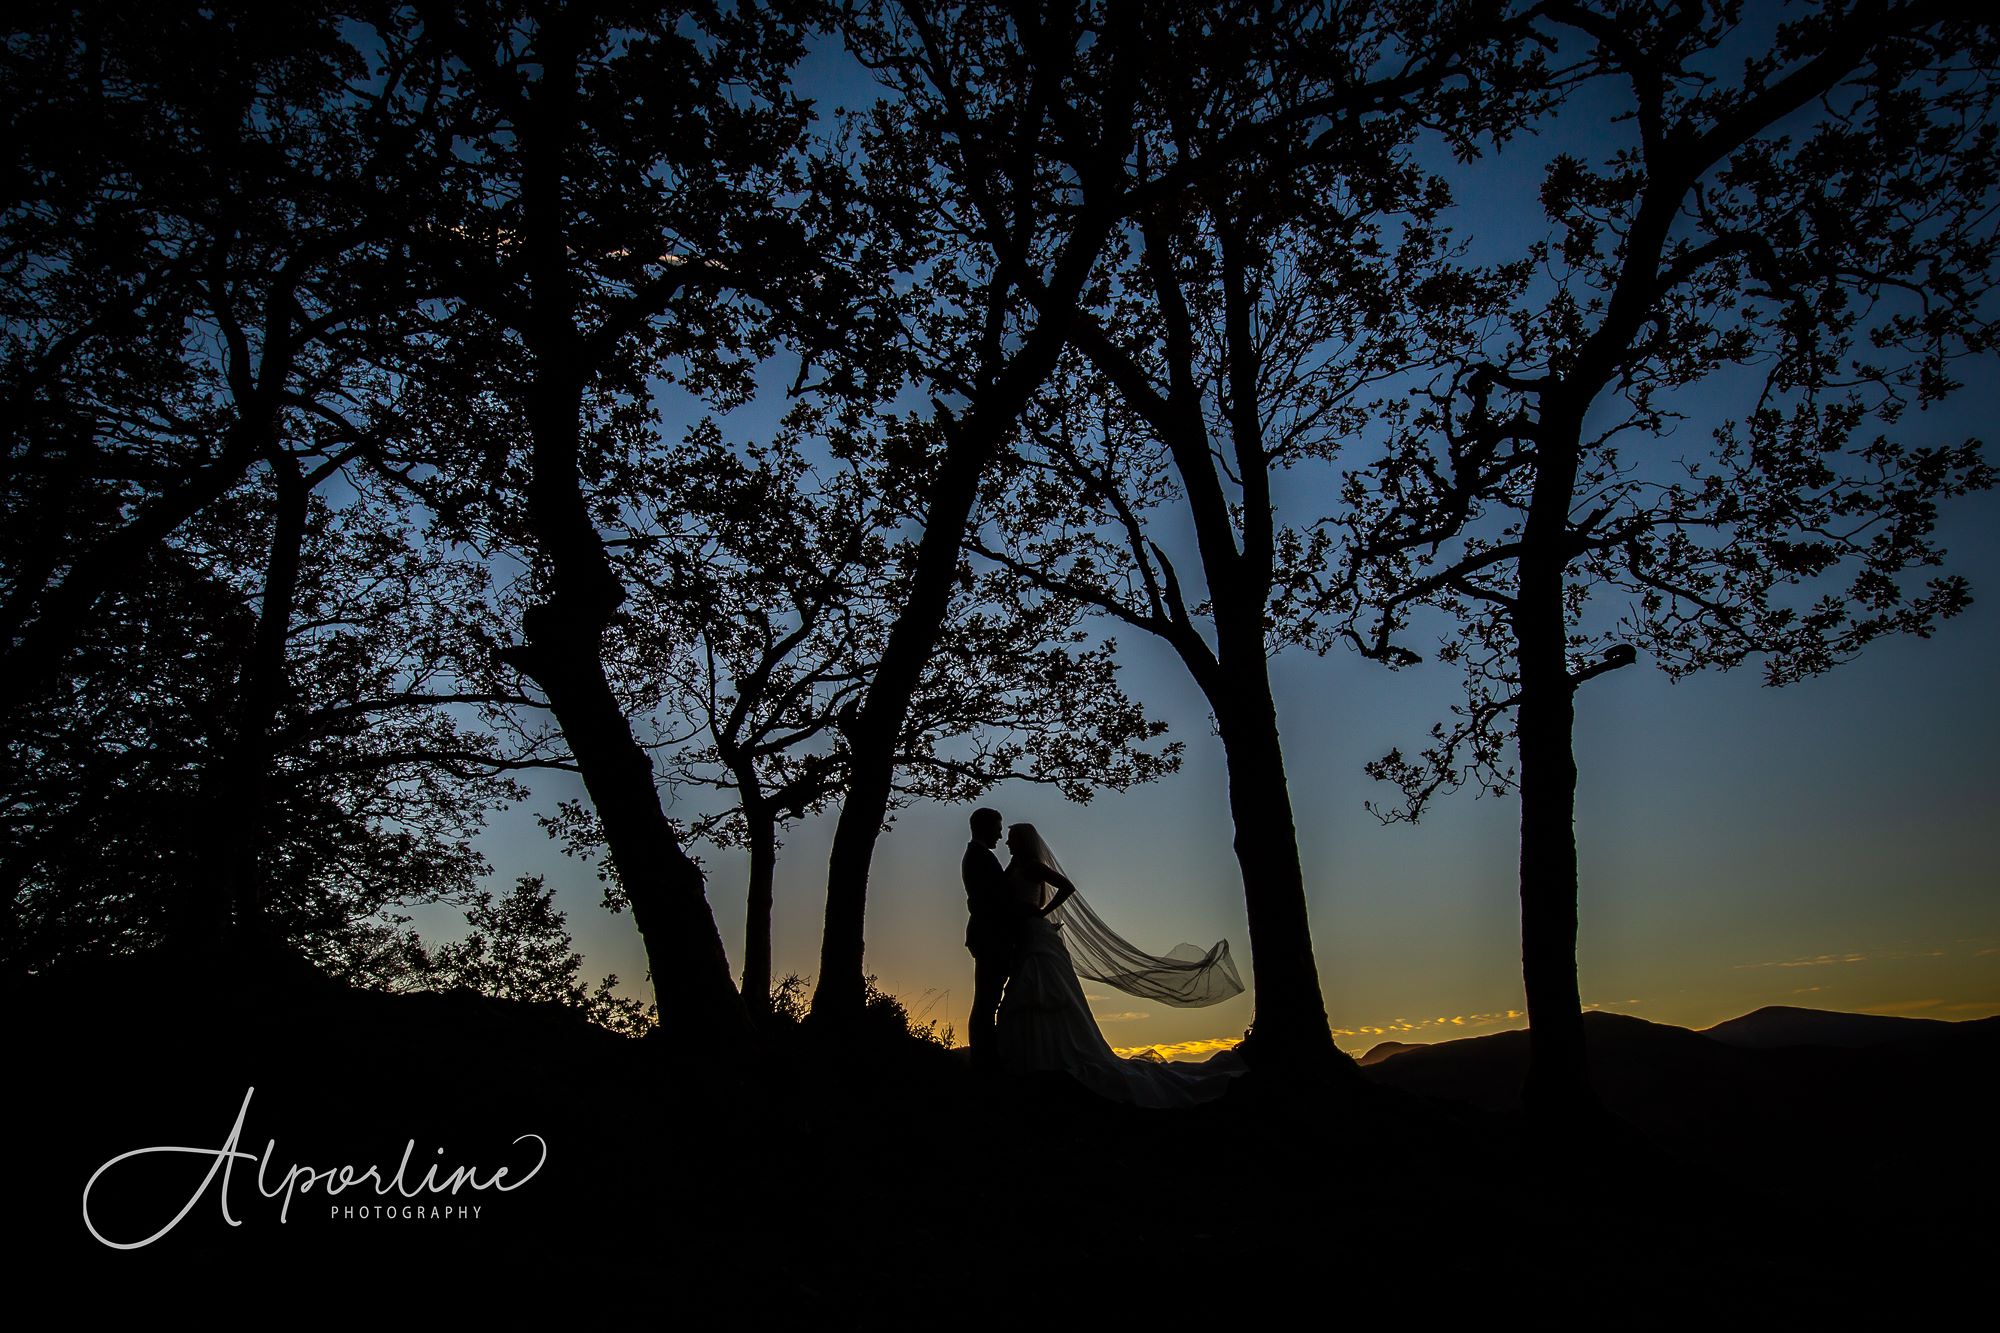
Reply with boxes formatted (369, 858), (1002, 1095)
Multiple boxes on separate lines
(807, 57), (1131, 1023)
(741, 797), (777, 1014)
(1514, 468), (1597, 1120)
(164, 443), (306, 952)
(215, 451), (309, 941)
(1208, 633), (1350, 1078)
(809, 261), (1114, 1023)
(512, 590), (747, 1043)
(812, 429), (989, 1021)
(511, 38), (747, 1046)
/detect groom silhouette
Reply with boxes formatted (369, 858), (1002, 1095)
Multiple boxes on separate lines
(962, 806), (1018, 1071)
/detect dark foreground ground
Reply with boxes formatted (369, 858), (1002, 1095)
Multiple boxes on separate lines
(7, 950), (1994, 1324)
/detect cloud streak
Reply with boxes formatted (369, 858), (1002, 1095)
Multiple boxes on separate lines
(1118, 1005), (1545, 1060)
(1735, 947), (1947, 970)
(1329, 1009), (1529, 1041)
(1111, 1036), (1241, 1061)
(1736, 953), (1870, 970)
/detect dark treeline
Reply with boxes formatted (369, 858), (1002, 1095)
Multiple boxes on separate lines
(4, 1), (1994, 1112)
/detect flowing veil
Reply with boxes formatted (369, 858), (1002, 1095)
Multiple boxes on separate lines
(1016, 827), (1244, 1008)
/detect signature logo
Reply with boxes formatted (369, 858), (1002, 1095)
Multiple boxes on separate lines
(82, 1086), (547, 1250)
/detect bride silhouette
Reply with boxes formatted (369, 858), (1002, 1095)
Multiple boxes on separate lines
(993, 823), (1248, 1108)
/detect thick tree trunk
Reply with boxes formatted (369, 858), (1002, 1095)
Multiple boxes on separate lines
(512, 588), (747, 1042)
(511, 38), (747, 1046)
(1514, 456), (1597, 1120)
(1208, 632), (1349, 1078)
(1112, 210), (1349, 1079)
(741, 798), (777, 1014)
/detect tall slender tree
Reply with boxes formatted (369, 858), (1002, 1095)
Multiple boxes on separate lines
(963, 0), (1548, 1071)
(805, 0), (1149, 1022)
(1326, 0), (1999, 1117)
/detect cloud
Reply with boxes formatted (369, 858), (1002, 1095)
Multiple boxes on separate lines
(1112, 1036), (1241, 1061)
(1736, 953), (1870, 970)
(1790, 985), (1830, 995)
(1329, 1009), (1525, 1040)
(1092, 1011), (1150, 1023)
(1737, 947), (1948, 970)
(1114, 1007), (1534, 1061)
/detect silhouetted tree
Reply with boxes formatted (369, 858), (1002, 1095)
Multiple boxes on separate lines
(1, 3), (430, 715)
(802, 0), (1153, 1023)
(346, 2), (854, 1046)
(636, 416), (1175, 1012)
(2, 2), (519, 956)
(318, 875), (657, 1036)
(808, 0), (1528, 1046)
(0, 486), (526, 977)
(237, 489), (539, 946)
(963, 0), (1549, 1072)
(1, 543), (242, 972)
(1325, 0), (1999, 1118)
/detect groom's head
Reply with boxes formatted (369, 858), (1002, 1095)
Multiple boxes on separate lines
(970, 807), (1003, 848)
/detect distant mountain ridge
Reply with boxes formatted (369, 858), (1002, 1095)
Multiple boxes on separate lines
(1353, 1006), (1999, 1174)
(1357, 1004), (1992, 1066)
(1356, 1040), (1423, 1066)
(1699, 1004), (1971, 1049)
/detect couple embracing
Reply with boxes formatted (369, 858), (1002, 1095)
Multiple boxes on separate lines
(959, 806), (1249, 1108)
(962, 807), (1076, 1070)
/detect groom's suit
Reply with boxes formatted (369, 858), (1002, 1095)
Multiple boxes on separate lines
(963, 840), (1020, 1069)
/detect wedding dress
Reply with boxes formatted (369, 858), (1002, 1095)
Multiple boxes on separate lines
(994, 826), (1247, 1109)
